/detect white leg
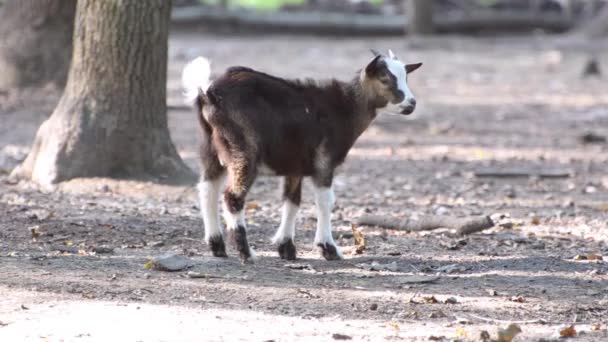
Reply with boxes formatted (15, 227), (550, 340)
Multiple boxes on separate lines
(272, 200), (299, 244)
(222, 201), (256, 259)
(197, 174), (225, 243)
(313, 185), (343, 260)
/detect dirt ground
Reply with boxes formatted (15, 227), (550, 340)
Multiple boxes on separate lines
(1, 32), (608, 341)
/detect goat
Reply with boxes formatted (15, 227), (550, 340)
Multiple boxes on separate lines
(182, 50), (422, 263)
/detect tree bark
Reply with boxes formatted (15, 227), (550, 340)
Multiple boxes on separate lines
(12, 0), (196, 186)
(406, 0), (434, 35)
(582, 5), (608, 38)
(0, 0), (76, 90)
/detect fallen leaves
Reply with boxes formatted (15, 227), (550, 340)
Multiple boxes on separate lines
(351, 225), (366, 255)
(574, 254), (603, 261)
(420, 296), (458, 305)
(497, 323), (522, 342)
(559, 325), (577, 338)
(480, 323), (521, 342)
(509, 295), (526, 303)
(386, 319), (400, 331)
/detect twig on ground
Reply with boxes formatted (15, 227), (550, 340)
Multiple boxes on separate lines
(466, 313), (547, 325)
(473, 168), (571, 179)
(356, 215), (494, 236)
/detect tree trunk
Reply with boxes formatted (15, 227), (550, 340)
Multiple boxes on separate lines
(0, 0), (76, 91)
(582, 5), (608, 38)
(12, 0), (196, 186)
(406, 0), (434, 35)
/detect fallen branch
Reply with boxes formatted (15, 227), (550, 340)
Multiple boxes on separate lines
(473, 168), (571, 179)
(356, 215), (494, 236)
(465, 313), (547, 325)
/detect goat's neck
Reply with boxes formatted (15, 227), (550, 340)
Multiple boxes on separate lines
(344, 77), (379, 138)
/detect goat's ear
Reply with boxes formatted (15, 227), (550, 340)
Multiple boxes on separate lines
(370, 49), (381, 57)
(388, 49), (397, 59)
(405, 62), (423, 74)
(365, 55), (382, 76)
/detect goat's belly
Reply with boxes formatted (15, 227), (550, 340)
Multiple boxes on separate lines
(258, 163), (278, 176)
(257, 159), (315, 177)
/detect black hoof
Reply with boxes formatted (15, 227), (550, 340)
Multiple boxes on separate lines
(229, 225), (253, 263)
(277, 239), (297, 260)
(317, 242), (343, 261)
(208, 235), (227, 258)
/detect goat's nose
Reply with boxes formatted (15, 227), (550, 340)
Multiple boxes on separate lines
(408, 98), (417, 106)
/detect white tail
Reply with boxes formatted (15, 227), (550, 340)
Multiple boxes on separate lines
(182, 56), (211, 104)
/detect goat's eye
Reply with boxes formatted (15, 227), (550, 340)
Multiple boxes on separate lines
(379, 76), (390, 84)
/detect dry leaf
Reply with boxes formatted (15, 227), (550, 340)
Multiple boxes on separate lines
(455, 328), (467, 337)
(531, 217), (540, 225)
(29, 226), (40, 240)
(245, 201), (260, 210)
(509, 295), (525, 303)
(423, 296), (439, 304)
(497, 323), (522, 342)
(559, 325), (576, 337)
(65, 241), (73, 246)
(143, 260), (154, 269)
(591, 323), (601, 331)
(351, 224), (366, 254)
(574, 254), (604, 261)
(386, 319), (400, 331)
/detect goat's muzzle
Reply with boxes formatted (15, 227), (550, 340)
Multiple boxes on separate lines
(400, 105), (415, 115)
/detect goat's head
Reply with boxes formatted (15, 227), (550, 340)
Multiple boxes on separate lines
(362, 49), (422, 115)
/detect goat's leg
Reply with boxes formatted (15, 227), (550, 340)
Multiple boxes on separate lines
(272, 176), (302, 260)
(223, 159), (257, 263)
(198, 136), (227, 257)
(312, 177), (344, 261)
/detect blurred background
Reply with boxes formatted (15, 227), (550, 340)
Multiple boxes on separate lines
(1, 3), (608, 339)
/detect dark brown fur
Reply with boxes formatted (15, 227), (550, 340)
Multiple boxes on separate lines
(196, 57), (421, 261)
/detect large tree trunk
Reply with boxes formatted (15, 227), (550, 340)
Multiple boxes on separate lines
(0, 0), (76, 91)
(12, 0), (196, 186)
(582, 5), (608, 38)
(406, 0), (434, 35)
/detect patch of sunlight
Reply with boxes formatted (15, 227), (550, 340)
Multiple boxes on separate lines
(0, 295), (392, 341)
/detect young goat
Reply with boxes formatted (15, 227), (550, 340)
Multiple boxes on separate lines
(183, 50), (422, 263)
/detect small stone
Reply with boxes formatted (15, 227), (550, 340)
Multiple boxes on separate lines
(332, 333), (352, 340)
(151, 254), (192, 272)
(92, 246), (114, 254)
(369, 303), (378, 311)
(444, 297), (458, 304)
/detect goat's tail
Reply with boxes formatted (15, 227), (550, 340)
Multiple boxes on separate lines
(182, 56), (212, 111)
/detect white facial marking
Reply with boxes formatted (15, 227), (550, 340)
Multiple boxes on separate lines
(198, 174), (226, 243)
(272, 200), (299, 244)
(313, 185), (343, 259)
(384, 57), (416, 107)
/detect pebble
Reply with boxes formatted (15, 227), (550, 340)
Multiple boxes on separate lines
(151, 254), (192, 272)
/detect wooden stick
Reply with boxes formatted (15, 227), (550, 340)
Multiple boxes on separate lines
(473, 169), (571, 179)
(356, 215), (494, 236)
